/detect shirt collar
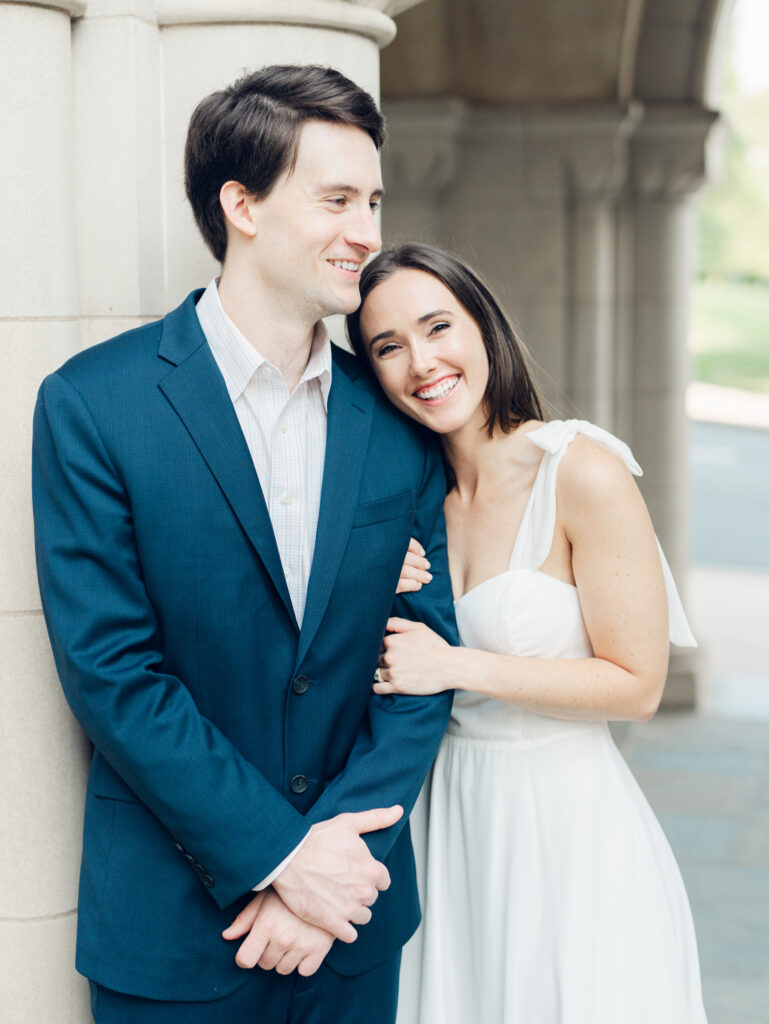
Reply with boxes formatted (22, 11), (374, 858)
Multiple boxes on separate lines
(196, 278), (332, 408)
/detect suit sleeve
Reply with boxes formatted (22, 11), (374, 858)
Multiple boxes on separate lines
(32, 372), (308, 908)
(303, 436), (457, 861)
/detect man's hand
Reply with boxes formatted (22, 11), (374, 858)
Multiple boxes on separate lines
(223, 889), (333, 977)
(273, 806), (403, 943)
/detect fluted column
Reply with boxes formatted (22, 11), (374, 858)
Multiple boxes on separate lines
(0, 4), (92, 1022)
(628, 105), (718, 706)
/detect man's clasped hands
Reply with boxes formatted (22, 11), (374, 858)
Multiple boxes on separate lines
(222, 805), (403, 977)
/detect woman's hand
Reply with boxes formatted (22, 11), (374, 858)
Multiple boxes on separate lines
(395, 538), (432, 595)
(374, 618), (458, 696)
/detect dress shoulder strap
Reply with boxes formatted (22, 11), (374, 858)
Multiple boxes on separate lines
(510, 419), (696, 647)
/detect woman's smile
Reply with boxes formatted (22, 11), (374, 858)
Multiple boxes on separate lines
(413, 374), (461, 403)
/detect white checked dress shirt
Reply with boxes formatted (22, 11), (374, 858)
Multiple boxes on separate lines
(196, 278), (330, 886)
(196, 278), (332, 628)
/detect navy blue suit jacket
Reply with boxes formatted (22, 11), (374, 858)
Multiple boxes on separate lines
(32, 291), (456, 1001)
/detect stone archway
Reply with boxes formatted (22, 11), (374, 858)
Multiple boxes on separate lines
(379, 0), (736, 706)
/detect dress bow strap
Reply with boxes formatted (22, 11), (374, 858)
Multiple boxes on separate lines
(523, 420), (697, 648)
(526, 419), (643, 476)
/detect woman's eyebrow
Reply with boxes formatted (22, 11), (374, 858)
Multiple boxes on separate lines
(369, 328), (394, 348)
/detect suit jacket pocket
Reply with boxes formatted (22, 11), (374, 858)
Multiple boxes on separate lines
(351, 489), (415, 529)
(88, 752), (141, 803)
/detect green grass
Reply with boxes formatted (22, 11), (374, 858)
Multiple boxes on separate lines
(689, 279), (769, 393)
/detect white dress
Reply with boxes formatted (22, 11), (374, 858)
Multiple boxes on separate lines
(397, 420), (707, 1024)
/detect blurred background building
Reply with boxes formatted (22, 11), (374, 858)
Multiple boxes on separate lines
(2, 1), (766, 1021)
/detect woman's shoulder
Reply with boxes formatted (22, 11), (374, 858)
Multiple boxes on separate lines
(547, 423), (642, 520)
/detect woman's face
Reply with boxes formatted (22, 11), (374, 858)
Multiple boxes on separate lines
(359, 268), (490, 436)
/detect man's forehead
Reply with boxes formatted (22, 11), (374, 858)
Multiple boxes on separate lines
(292, 120), (382, 182)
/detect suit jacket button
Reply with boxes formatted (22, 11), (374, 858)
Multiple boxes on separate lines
(200, 873), (215, 888)
(292, 675), (309, 695)
(290, 774), (308, 794)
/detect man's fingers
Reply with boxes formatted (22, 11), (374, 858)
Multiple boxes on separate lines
(222, 895), (263, 939)
(334, 920), (358, 943)
(234, 927), (269, 969)
(349, 903), (373, 926)
(297, 951), (326, 977)
(274, 949), (306, 976)
(345, 805), (403, 836)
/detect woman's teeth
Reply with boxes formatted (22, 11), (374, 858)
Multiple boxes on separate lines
(415, 376), (459, 401)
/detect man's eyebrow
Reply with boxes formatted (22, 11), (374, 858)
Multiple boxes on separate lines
(319, 183), (385, 198)
(368, 311), (452, 349)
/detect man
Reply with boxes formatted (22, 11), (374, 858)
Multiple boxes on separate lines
(32, 66), (456, 1023)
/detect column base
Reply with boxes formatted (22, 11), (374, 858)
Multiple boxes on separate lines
(661, 647), (701, 709)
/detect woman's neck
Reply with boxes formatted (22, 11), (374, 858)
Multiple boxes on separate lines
(443, 420), (534, 500)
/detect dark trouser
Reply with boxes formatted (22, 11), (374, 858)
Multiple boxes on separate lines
(89, 952), (401, 1024)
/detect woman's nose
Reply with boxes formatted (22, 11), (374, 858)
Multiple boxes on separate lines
(409, 342), (437, 377)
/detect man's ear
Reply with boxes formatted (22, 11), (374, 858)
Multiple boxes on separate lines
(219, 181), (258, 240)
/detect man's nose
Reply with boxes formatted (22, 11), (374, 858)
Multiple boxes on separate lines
(346, 205), (382, 254)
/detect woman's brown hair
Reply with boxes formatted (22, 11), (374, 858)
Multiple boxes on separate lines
(347, 242), (545, 438)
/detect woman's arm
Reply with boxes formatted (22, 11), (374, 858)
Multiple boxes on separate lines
(376, 438), (670, 723)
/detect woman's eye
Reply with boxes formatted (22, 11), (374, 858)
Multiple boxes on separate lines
(376, 343), (399, 357)
(429, 322), (451, 335)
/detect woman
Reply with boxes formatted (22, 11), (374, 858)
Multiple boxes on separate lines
(346, 243), (707, 1023)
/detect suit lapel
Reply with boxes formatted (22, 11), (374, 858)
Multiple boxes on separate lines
(157, 293), (297, 630)
(296, 354), (374, 667)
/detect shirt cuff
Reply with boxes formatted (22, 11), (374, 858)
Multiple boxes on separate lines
(252, 831), (310, 891)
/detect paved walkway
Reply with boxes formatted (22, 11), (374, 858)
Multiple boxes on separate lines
(620, 708), (769, 1024)
(615, 389), (769, 1024)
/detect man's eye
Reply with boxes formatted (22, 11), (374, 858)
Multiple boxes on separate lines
(370, 200), (381, 212)
(328, 197), (347, 207)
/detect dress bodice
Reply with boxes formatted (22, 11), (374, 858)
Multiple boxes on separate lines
(449, 420), (696, 741)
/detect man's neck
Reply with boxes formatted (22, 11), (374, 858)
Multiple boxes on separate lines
(217, 266), (319, 392)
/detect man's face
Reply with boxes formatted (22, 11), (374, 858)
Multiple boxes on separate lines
(246, 120), (383, 321)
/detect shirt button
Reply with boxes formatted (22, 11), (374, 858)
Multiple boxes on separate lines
(280, 492), (294, 506)
(290, 774), (308, 794)
(280, 424), (289, 434)
(261, 365), (273, 377)
(292, 675), (309, 695)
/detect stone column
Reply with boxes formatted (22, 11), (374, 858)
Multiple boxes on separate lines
(381, 103), (640, 422)
(519, 106), (641, 425)
(1, 2), (423, 1021)
(72, 1), (165, 346)
(381, 99), (465, 247)
(0, 3), (92, 1022)
(156, 0), (414, 306)
(628, 105), (718, 706)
